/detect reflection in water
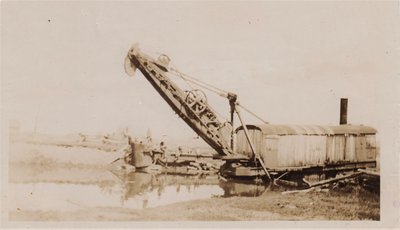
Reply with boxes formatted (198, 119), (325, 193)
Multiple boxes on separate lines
(110, 171), (225, 209)
(219, 180), (269, 197)
(9, 169), (272, 213)
(113, 171), (270, 205)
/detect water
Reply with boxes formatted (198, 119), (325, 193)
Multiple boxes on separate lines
(9, 182), (223, 211)
(9, 169), (269, 213)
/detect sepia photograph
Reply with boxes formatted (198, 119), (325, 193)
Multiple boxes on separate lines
(1, 0), (399, 228)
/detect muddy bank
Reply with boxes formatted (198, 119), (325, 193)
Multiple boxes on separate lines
(7, 142), (379, 221)
(10, 185), (379, 221)
(9, 142), (119, 185)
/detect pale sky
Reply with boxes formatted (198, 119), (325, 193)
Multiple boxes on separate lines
(2, 1), (399, 146)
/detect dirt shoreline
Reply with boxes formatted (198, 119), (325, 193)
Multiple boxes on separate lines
(10, 185), (379, 221)
(7, 142), (380, 221)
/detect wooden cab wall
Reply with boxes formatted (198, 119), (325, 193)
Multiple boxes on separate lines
(235, 124), (377, 169)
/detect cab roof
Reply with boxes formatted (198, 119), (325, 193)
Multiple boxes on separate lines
(236, 124), (377, 136)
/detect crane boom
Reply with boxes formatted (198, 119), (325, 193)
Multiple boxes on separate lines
(124, 45), (234, 156)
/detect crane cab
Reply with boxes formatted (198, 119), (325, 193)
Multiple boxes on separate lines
(222, 124), (378, 179)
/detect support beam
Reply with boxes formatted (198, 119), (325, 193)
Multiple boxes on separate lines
(228, 93), (237, 150)
(234, 104), (272, 181)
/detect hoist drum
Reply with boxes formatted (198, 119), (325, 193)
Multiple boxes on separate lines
(185, 90), (208, 114)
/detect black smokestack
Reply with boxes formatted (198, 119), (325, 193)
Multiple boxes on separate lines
(340, 98), (348, 125)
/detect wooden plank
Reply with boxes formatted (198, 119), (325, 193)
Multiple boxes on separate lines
(282, 187), (315, 195)
(358, 169), (380, 176)
(308, 171), (363, 188)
